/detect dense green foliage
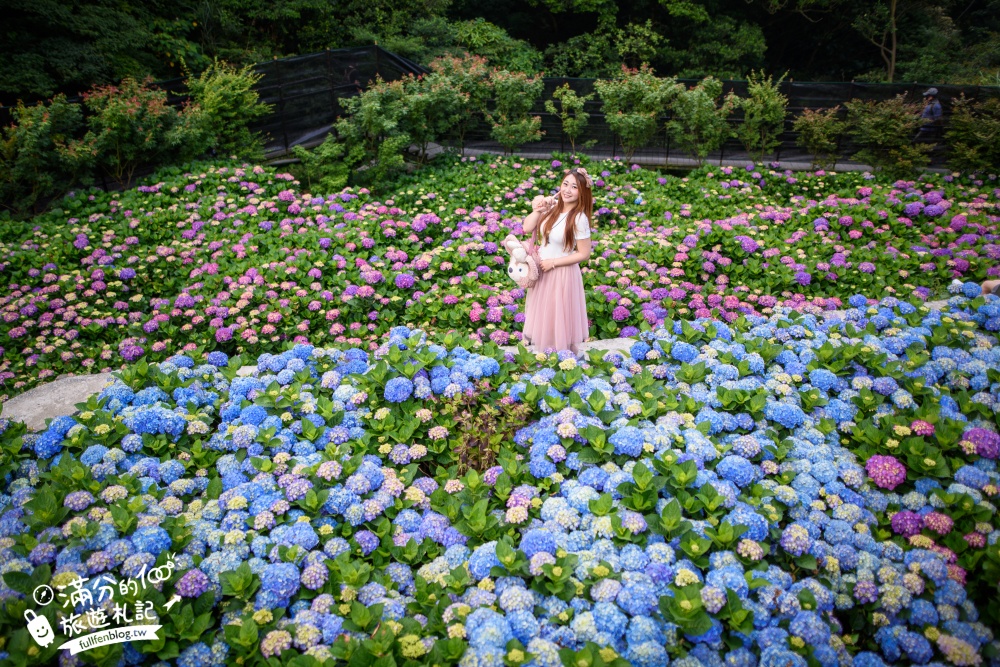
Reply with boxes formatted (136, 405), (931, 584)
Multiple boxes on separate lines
(845, 95), (933, 177)
(485, 70), (546, 154)
(594, 66), (675, 161)
(186, 61), (272, 161)
(0, 68), (273, 217)
(4, 0), (1000, 104)
(735, 70), (789, 163)
(665, 77), (738, 166)
(544, 84), (594, 154)
(945, 95), (1000, 174)
(68, 77), (208, 188)
(425, 54), (493, 155)
(793, 107), (846, 169)
(0, 95), (84, 216)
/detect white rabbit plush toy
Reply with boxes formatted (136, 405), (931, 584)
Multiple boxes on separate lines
(502, 195), (555, 289)
(502, 234), (539, 289)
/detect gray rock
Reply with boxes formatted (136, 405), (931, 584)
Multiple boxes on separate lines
(1, 373), (118, 432)
(1, 365), (261, 431)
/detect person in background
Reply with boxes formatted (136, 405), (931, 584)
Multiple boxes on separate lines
(916, 87), (943, 140)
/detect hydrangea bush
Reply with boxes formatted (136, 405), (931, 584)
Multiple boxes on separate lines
(1, 156), (998, 398)
(1, 289), (1000, 667)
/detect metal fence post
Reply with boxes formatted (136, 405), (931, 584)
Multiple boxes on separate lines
(276, 59), (289, 153)
(326, 49), (336, 113)
(665, 119), (671, 166)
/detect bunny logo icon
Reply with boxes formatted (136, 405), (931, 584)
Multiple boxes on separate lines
(25, 609), (55, 647)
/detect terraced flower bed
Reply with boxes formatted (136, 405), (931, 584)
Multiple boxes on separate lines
(0, 288), (999, 666)
(1, 156), (999, 666)
(1, 157), (998, 399)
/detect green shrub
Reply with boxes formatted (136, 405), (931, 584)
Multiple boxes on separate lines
(665, 77), (737, 166)
(544, 34), (617, 79)
(792, 107), (846, 169)
(544, 84), (594, 154)
(595, 64), (674, 161)
(845, 95), (931, 176)
(485, 69), (545, 154)
(945, 95), (1000, 174)
(736, 70), (788, 162)
(427, 54), (492, 154)
(291, 134), (351, 194)
(454, 18), (544, 73)
(68, 77), (210, 187)
(333, 77), (411, 188)
(0, 94), (84, 217)
(399, 73), (466, 163)
(613, 20), (664, 69)
(186, 60), (272, 160)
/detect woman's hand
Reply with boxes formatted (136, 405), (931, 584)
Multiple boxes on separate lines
(531, 195), (552, 213)
(540, 259), (559, 272)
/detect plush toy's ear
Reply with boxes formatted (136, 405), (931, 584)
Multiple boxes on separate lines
(503, 234), (520, 254)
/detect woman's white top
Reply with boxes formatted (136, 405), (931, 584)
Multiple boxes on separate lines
(536, 212), (591, 261)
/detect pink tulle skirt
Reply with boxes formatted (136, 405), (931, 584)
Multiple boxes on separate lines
(522, 263), (589, 354)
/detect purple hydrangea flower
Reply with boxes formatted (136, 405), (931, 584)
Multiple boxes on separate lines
(866, 455), (907, 490)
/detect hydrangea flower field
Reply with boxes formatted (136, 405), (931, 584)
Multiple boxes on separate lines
(0, 158), (999, 667)
(1, 157), (998, 398)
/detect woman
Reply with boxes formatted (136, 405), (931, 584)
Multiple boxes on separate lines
(521, 168), (594, 354)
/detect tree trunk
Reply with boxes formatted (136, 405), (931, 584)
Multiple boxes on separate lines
(888, 0), (898, 82)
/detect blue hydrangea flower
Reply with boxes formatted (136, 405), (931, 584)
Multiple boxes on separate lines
(715, 455), (756, 488)
(671, 342), (699, 364)
(609, 426), (644, 457)
(384, 376), (414, 403)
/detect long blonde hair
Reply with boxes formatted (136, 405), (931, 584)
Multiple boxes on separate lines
(536, 169), (594, 253)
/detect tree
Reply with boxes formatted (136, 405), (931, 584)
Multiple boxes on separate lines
(792, 107), (845, 169)
(545, 84), (594, 153)
(851, 0), (921, 82)
(544, 33), (618, 78)
(665, 77), (738, 166)
(845, 94), (931, 176)
(453, 18), (544, 73)
(427, 53), (492, 155)
(67, 77), (209, 187)
(484, 69), (546, 154)
(0, 95), (84, 216)
(945, 95), (1000, 173)
(332, 77), (412, 186)
(614, 20), (665, 69)
(736, 70), (789, 162)
(0, 0), (202, 102)
(398, 73), (467, 163)
(185, 60), (272, 160)
(656, 1), (767, 78)
(595, 65), (675, 161)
